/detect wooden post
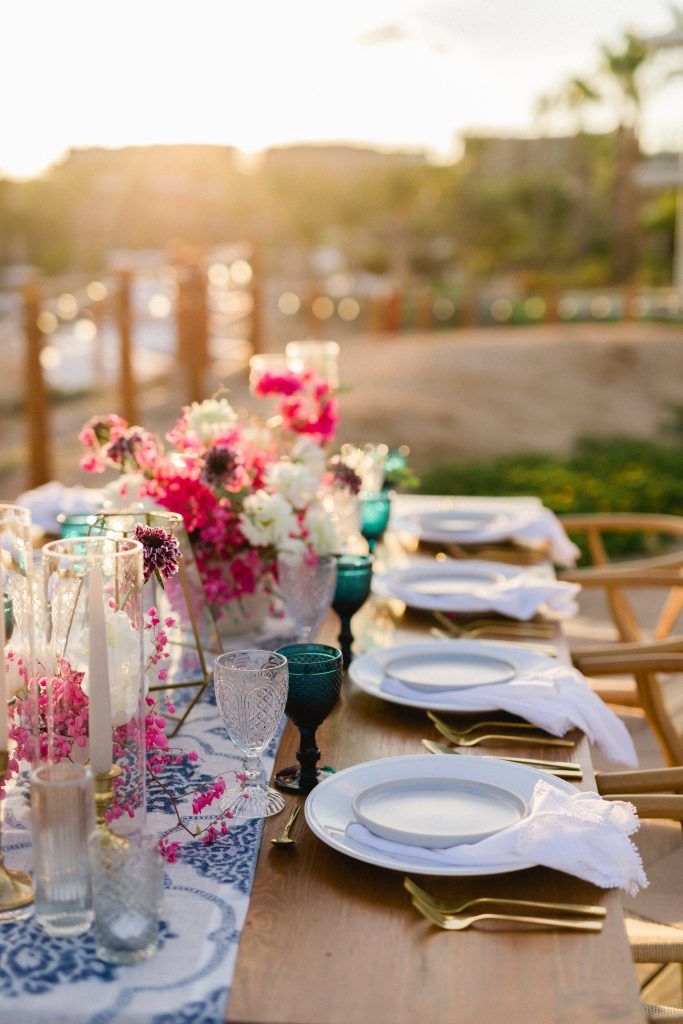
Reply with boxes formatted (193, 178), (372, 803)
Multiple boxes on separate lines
(249, 240), (264, 355)
(186, 262), (208, 404)
(116, 269), (137, 424)
(23, 279), (51, 487)
(384, 288), (402, 333)
(460, 288), (478, 328)
(417, 287), (434, 331)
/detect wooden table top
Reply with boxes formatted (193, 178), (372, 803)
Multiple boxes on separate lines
(228, 528), (645, 1024)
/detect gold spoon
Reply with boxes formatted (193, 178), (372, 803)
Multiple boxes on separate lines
(271, 803), (301, 847)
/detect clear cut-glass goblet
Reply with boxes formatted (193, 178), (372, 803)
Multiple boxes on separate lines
(277, 554), (337, 642)
(214, 650), (289, 819)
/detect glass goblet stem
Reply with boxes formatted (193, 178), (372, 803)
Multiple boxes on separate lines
(338, 616), (353, 669)
(296, 727), (321, 793)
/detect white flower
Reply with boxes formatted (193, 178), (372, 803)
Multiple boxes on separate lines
(185, 398), (237, 445)
(292, 437), (326, 479)
(304, 504), (340, 556)
(102, 474), (159, 512)
(73, 607), (143, 727)
(265, 459), (319, 511)
(240, 490), (298, 548)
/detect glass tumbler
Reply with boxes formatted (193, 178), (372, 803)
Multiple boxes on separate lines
(214, 650), (289, 819)
(277, 554), (337, 642)
(89, 833), (162, 964)
(31, 763), (95, 937)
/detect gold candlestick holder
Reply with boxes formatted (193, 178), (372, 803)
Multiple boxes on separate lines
(93, 765), (129, 850)
(0, 750), (33, 921)
(93, 764), (123, 829)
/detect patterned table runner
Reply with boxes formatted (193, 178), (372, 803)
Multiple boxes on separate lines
(0, 687), (278, 1024)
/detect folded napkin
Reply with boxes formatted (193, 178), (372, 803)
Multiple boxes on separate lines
(16, 481), (104, 533)
(476, 507), (580, 568)
(346, 779), (647, 894)
(382, 664), (637, 767)
(391, 573), (580, 621)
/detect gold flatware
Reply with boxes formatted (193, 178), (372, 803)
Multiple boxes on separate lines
(420, 739), (583, 778)
(404, 878), (605, 918)
(428, 715), (574, 749)
(432, 611), (555, 640)
(411, 898), (603, 933)
(426, 711), (552, 738)
(271, 804), (301, 847)
(430, 626), (557, 659)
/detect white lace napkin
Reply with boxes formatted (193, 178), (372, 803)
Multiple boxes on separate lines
(382, 664), (637, 767)
(347, 779), (647, 894)
(390, 573), (580, 620)
(16, 481), (104, 533)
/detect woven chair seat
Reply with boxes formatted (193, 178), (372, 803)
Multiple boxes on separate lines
(623, 821), (683, 963)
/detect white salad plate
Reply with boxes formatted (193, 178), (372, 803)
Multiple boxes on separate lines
(305, 754), (573, 876)
(383, 649), (517, 692)
(373, 560), (523, 611)
(349, 639), (554, 713)
(351, 776), (527, 849)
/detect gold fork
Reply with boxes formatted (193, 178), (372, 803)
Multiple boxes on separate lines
(420, 739), (583, 779)
(428, 713), (575, 749)
(429, 627), (558, 657)
(432, 610), (556, 640)
(411, 898), (604, 933)
(404, 877), (605, 918)
(426, 711), (551, 738)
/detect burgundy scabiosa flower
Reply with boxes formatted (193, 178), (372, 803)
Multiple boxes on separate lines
(134, 524), (181, 585)
(329, 456), (362, 496)
(201, 444), (240, 489)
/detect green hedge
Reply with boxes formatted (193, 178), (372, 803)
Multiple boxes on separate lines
(419, 436), (683, 560)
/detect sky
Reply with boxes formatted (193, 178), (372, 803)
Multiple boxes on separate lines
(2, 0), (683, 179)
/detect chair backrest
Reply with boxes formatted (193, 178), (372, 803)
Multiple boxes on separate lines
(560, 514), (683, 643)
(581, 651), (683, 765)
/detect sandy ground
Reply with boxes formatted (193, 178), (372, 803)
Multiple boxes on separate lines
(1, 320), (682, 498)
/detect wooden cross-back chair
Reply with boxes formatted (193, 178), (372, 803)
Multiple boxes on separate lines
(559, 514), (683, 644)
(596, 767), (683, 1020)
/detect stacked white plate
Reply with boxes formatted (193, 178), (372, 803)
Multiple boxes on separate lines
(393, 503), (534, 546)
(373, 559), (523, 611)
(349, 638), (553, 713)
(305, 754), (573, 876)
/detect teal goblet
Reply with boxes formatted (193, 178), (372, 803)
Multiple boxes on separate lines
(332, 555), (373, 669)
(360, 492), (391, 553)
(57, 513), (100, 538)
(3, 593), (13, 644)
(275, 644), (343, 794)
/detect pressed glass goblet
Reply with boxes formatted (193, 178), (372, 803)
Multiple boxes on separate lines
(360, 492), (392, 553)
(277, 554), (337, 642)
(274, 644), (343, 794)
(332, 555), (374, 668)
(214, 650), (289, 819)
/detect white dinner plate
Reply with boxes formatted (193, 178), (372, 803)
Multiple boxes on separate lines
(383, 649), (517, 691)
(352, 776), (527, 848)
(393, 502), (534, 544)
(305, 754), (573, 876)
(372, 560), (523, 612)
(349, 638), (554, 713)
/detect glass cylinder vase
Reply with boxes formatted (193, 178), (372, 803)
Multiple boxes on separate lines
(42, 536), (145, 838)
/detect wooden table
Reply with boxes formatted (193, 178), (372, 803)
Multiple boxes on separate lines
(228, 527), (645, 1024)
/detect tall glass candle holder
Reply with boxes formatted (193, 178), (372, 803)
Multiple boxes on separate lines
(42, 537), (145, 839)
(0, 502), (37, 921)
(285, 341), (340, 389)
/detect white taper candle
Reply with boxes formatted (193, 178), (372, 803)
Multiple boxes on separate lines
(88, 565), (112, 774)
(0, 565), (8, 752)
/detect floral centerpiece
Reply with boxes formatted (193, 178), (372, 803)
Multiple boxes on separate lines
(78, 368), (349, 632)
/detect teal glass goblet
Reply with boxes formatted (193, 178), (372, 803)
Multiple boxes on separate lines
(274, 644), (343, 794)
(360, 492), (392, 553)
(57, 513), (100, 539)
(332, 555), (373, 669)
(3, 593), (13, 644)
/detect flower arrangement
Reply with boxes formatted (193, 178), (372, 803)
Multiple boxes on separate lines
(78, 369), (344, 623)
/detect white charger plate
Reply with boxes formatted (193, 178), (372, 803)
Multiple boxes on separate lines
(349, 638), (554, 713)
(352, 776), (527, 848)
(373, 560), (522, 611)
(305, 754), (573, 876)
(383, 649), (517, 691)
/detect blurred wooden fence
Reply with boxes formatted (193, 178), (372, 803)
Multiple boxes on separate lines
(9, 251), (683, 489)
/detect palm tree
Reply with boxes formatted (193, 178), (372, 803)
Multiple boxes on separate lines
(599, 31), (650, 281)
